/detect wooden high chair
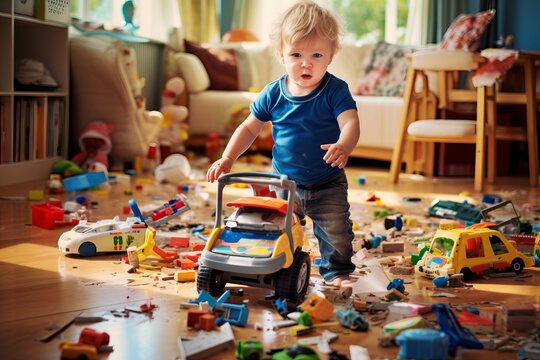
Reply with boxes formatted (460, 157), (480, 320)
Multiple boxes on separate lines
(389, 50), (495, 192)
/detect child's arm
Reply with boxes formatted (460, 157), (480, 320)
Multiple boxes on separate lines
(321, 109), (360, 168)
(207, 114), (265, 182)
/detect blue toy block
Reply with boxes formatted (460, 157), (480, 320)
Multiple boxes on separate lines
(396, 328), (449, 360)
(63, 172), (107, 192)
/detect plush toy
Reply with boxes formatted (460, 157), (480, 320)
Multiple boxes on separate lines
(72, 121), (113, 172)
(157, 77), (189, 156)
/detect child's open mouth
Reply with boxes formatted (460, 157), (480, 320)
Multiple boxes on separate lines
(301, 74), (312, 80)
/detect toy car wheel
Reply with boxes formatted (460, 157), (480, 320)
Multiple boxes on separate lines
(274, 250), (310, 303)
(460, 267), (472, 281)
(510, 258), (525, 274)
(196, 265), (225, 296)
(78, 242), (97, 257)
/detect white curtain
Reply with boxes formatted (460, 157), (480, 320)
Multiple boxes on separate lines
(134, 0), (182, 42)
(405, 0), (430, 46)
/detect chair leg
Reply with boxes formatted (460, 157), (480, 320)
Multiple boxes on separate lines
(486, 85), (497, 183)
(474, 86), (487, 192)
(390, 67), (417, 183)
(524, 59), (539, 186)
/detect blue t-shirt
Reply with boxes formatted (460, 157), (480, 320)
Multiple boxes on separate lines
(250, 72), (357, 185)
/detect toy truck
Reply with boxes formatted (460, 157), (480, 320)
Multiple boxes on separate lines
(415, 223), (535, 280)
(197, 172), (310, 303)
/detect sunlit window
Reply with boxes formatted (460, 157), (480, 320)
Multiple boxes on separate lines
(69, 0), (180, 42)
(330, 0), (410, 44)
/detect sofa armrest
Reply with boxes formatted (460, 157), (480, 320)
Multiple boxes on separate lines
(174, 52), (210, 94)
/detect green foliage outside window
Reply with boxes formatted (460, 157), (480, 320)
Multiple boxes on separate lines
(331, 0), (409, 44)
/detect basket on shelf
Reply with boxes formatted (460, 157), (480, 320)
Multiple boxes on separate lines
(35, 0), (70, 24)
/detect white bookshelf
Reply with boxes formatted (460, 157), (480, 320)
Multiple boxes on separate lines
(0, 1), (69, 186)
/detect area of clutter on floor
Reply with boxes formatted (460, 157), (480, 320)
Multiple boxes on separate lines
(12, 154), (540, 360)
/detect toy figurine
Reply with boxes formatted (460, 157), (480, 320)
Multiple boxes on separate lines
(72, 121), (112, 172)
(157, 77), (189, 157)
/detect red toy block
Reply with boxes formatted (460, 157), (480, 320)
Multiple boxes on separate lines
(191, 243), (205, 251)
(187, 309), (210, 328)
(79, 327), (110, 348)
(198, 314), (216, 331)
(177, 258), (195, 269)
(170, 237), (190, 248)
(32, 203), (64, 229)
(47, 198), (63, 208)
(186, 253), (201, 263)
(123, 205), (131, 215)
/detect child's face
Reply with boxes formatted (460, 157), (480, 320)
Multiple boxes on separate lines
(281, 35), (333, 96)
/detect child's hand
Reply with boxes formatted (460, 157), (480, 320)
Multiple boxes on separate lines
(207, 157), (234, 182)
(321, 143), (349, 168)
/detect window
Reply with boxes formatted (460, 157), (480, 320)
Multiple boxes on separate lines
(489, 236), (508, 255)
(69, 0), (181, 42)
(330, 0), (410, 44)
(465, 236), (485, 258)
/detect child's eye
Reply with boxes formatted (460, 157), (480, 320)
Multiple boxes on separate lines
(290, 52), (301, 58)
(313, 53), (323, 58)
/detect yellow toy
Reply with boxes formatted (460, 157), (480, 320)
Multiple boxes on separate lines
(137, 227), (178, 263)
(415, 222), (535, 280)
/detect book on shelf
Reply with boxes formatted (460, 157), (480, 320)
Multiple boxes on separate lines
(1, 97), (66, 165)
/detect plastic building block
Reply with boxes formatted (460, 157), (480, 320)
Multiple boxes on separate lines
(176, 258), (195, 269)
(432, 303), (483, 351)
(32, 203), (79, 230)
(170, 237), (190, 247)
(187, 309), (210, 328)
(63, 171), (107, 192)
(28, 189), (44, 201)
(59, 341), (98, 360)
(78, 327), (110, 348)
(299, 293), (333, 322)
(396, 328), (449, 360)
(174, 270), (196, 282)
(236, 340), (263, 360)
(32, 203), (64, 229)
(198, 314), (216, 331)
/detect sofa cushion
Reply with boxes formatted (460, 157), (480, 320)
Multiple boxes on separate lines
(353, 41), (412, 97)
(175, 53), (210, 93)
(439, 9), (495, 51)
(184, 39), (239, 90)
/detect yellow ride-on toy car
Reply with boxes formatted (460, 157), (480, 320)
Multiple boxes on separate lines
(197, 172), (310, 302)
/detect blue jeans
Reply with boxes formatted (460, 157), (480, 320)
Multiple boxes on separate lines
(275, 170), (355, 282)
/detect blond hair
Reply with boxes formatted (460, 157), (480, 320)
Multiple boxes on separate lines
(271, 0), (343, 57)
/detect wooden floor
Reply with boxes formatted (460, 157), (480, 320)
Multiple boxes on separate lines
(0, 161), (538, 360)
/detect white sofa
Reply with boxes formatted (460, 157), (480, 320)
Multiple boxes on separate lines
(172, 42), (408, 162)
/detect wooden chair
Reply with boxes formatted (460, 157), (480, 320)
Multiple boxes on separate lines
(389, 50), (495, 192)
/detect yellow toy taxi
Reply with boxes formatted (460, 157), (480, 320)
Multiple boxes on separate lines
(415, 223), (535, 280)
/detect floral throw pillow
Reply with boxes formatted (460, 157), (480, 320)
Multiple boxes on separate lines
(353, 41), (413, 97)
(439, 9), (495, 51)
